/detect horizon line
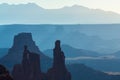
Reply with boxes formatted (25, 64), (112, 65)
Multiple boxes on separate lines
(1, 23), (120, 26)
(0, 2), (120, 14)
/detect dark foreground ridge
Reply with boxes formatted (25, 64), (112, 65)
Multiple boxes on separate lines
(12, 40), (71, 80)
(0, 64), (13, 80)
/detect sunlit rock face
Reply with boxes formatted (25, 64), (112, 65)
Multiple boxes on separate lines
(47, 40), (71, 80)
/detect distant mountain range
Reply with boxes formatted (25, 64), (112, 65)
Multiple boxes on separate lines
(111, 51), (120, 58)
(44, 44), (101, 58)
(43, 44), (120, 72)
(1, 25), (120, 54)
(67, 64), (120, 80)
(0, 3), (120, 24)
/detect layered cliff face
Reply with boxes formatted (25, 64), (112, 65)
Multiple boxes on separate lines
(0, 33), (52, 72)
(47, 40), (71, 80)
(12, 46), (42, 80)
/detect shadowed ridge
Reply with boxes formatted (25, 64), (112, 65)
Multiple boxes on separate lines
(0, 33), (52, 72)
(12, 45), (42, 80)
(47, 40), (71, 80)
(0, 64), (13, 80)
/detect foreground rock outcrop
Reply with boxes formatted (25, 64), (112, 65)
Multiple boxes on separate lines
(47, 40), (71, 80)
(0, 64), (13, 80)
(12, 45), (42, 80)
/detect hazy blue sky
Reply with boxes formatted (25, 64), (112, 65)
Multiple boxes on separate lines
(0, 0), (120, 14)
